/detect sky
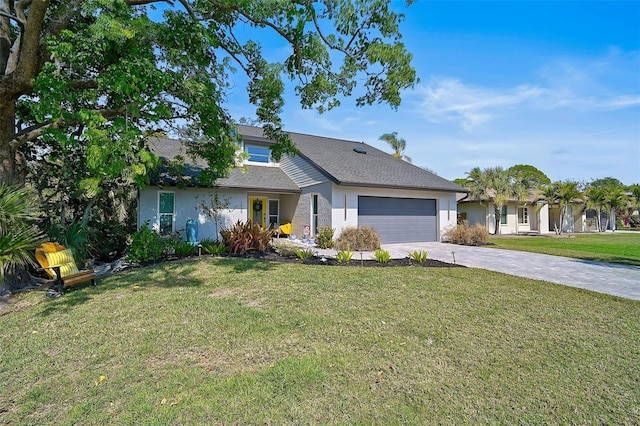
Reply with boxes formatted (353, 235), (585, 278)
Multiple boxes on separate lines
(224, 1), (640, 185)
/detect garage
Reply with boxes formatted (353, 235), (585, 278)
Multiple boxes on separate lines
(357, 196), (437, 243)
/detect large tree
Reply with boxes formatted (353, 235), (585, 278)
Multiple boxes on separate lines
(0, 0), (418, 189)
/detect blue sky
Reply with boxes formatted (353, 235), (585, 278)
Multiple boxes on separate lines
(225, 1), (640, 185)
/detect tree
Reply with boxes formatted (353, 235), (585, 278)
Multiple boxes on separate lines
(542, 181), (583, 234)
(585, 177), (628, 231)
(507, 164), (551, 189)
(465, 166), (526, 235)
(1, 0), (418, 190)
(585, 185), (607, 231)
(378, 132), (412, 162)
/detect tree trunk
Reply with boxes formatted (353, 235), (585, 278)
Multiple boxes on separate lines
(0, 96), (23, 185)
(494, 205), (500, 235)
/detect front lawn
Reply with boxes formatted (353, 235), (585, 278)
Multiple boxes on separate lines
(488, 233), (640, 266)
(1, 258), (639, 424)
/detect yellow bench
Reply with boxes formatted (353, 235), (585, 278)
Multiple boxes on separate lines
(35, 242), (97, 295)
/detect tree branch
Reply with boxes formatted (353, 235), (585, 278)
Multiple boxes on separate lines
(127, 0), (198, 21)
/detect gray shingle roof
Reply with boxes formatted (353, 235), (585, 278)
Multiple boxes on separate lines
(239, 125), (467, 193)
(148, 127), (467, 194)
(147, 137), (299, 193)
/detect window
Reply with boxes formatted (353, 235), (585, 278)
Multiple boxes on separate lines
(158, 192), (175, 235)
(268, 199), (279, 226)
(312, 194), (319, 235)
(245, 145), (270, 163)
(500, 205), (507, 225)
(518, 207), (529, 224)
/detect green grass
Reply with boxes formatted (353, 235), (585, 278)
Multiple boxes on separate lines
(487, 233), (640, 266)
(1, 258), (639, 424)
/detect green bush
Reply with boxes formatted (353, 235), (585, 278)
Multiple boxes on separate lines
(220, 220), (275, 255)
(126, 222), (166, 263)
(315, 226), (335, 249)
(200, 239), (228, 255)
(443, 223), (488, 246)
(408, 250), (428, 263)
(335, 249), (353, 263)
(172, 241), (198, 257)
(295, 248), (316, 260)
(334, 226), (381, 251)
(374, 249), (391, 263)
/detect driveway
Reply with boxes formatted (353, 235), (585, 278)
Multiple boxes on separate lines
(313, 242), (640, 301)
(389, 242), (640, 301)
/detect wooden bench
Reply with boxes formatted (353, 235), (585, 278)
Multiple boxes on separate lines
(35, 243), (97, 295)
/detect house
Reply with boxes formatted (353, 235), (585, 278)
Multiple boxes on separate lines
(457, 192), (586, 234)
(137, 125), (468, 243)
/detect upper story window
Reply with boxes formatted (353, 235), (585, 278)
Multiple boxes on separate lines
(245, 145), (271, 163)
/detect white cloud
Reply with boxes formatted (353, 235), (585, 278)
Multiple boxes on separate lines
(416, 53), (640, 131)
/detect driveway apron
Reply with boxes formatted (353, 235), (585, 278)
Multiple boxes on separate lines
(381, 242), (640, 301)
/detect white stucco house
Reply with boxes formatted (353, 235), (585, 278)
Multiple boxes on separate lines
(458, 194), (586, 235)
(137, 125), (468, 243)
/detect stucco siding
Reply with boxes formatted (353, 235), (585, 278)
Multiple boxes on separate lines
(330, 186), (458, 242)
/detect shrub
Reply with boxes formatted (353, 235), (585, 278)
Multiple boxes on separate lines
(315, 226), (335, 249)
(469, 224), (489, 245)
(295, 248), (316, 260)
(335, 249), (353, 263)
(443, 223), (488, 246)
(334, 226), (381, 251)
(374, 249), (391, 263)
(408, 250), (428, 263)
(172, 241), (198, 257)
(126, 222), (167, 263)
(273, 240), (298, 257)
(220, 220), (275, 255)
(200, 239), (228, 255)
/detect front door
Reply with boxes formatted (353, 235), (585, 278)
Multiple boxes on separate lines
(249, 197), (267, 227)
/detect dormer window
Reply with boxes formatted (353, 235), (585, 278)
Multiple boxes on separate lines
(245, 144), (271, 163)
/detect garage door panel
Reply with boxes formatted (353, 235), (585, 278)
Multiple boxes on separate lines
(357, 196), (437, 243)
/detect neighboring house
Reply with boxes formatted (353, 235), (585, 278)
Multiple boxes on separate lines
(137, 125), (468, 244)
(458, 193), (586, 234)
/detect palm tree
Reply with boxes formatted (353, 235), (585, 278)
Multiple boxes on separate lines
(585, 186), (607, 231)
(466, 166), (526, 234)
(604, 187), (628, 231)
(0, 185), (45, 293)
(378, 132), (412, 162)
(543, 181), (583, 234)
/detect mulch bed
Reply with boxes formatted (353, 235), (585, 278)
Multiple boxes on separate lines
(233, 249), (463, 268)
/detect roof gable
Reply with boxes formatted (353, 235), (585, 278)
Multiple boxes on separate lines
(238, 125), (467, 193)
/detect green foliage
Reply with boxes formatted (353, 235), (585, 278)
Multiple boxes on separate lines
(408, 250), (428, 263)
(379, 132), (411, 162)
(273, 240), (299, 257)
(172, 241), (198, 257)
(295, 248), (317, 260)
(334, 226), (381, 251)
(48, 220), (94, 262)
(220, 220), (275, 255)
(0, 185), (45, 287)
(444, 224), (489, 246)
(507, 164), (551, 188)
(315, 226), (335, 249)
(200, 239), (228, 256)
(126, 222), (166, 263)
(374, 249), (391, 263)
(335, 249), (354, 263)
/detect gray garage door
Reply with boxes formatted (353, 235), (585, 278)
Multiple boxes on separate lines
(358, 196), (437, 243)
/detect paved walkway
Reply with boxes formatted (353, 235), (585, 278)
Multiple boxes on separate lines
(307, 242), (640, 301)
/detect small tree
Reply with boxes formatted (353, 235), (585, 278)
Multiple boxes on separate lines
(0, 185), (45, 292)
(543, 181), (583, 234)
(196, 192), (231, 241)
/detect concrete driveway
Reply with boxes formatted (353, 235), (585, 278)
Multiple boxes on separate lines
(313, 242), (640, 301)
(386, 242), (640, 301)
